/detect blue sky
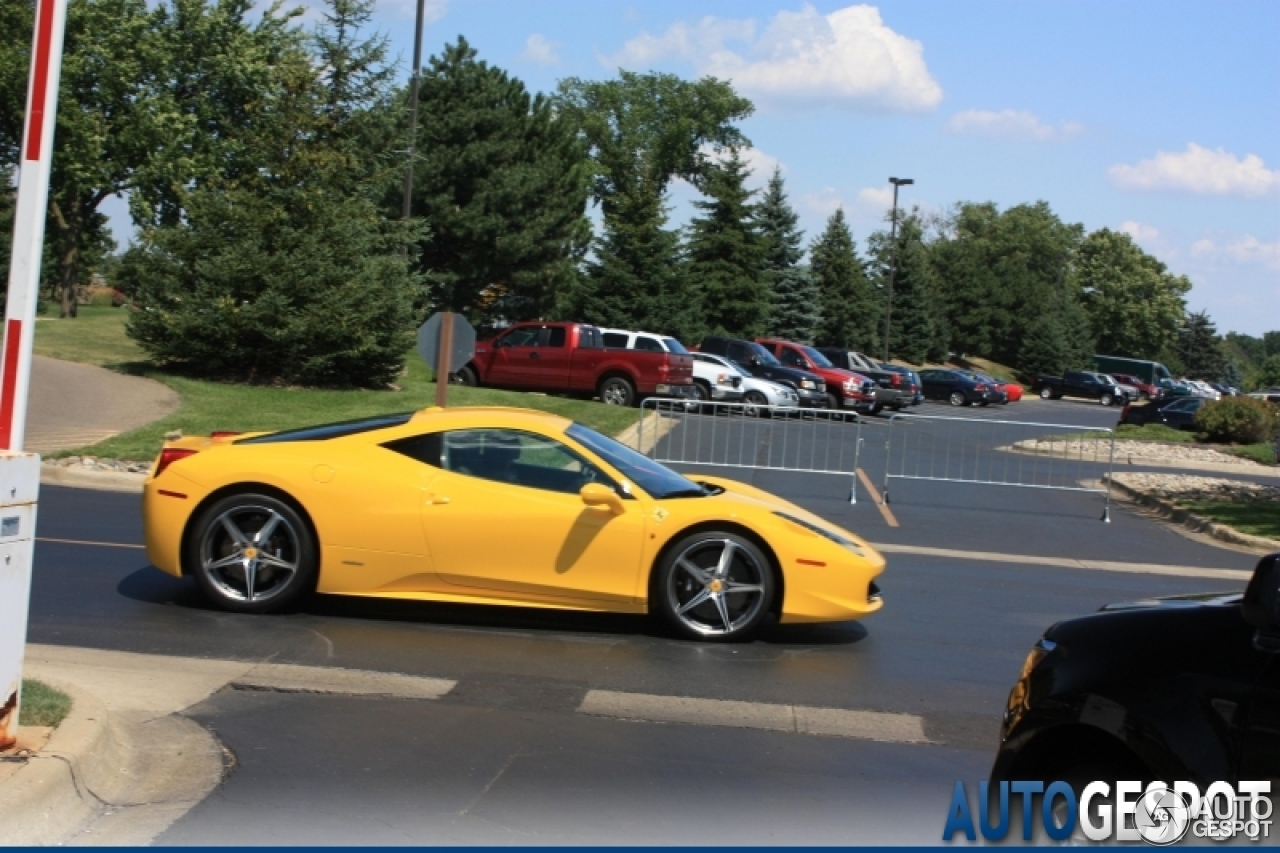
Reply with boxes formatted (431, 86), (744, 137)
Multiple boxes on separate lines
(103, 0), (1280, 336)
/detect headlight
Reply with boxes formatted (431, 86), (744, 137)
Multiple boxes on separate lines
(773, 511), (864, 556)
(800, 380), (815, 389)
(1019, 637), (1056, 680)
(843, 379), (858, 391)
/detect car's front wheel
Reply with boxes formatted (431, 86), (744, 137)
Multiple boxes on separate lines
(654, 531), (775, 641)
(742, 390), (768, 417)
(187, 493), (317, 613)
(1100, 393), (1114, 407)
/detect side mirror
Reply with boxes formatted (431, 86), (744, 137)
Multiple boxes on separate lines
(1243, 553), (1280, 647)
(580, 483), (625, 515)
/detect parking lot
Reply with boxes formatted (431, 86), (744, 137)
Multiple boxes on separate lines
(20, 391), (1262, 844)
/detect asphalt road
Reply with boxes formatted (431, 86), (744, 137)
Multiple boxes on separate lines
(27, 424), (1258, 845)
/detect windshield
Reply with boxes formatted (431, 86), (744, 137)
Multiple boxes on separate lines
(747, 342), (781, 366)
(662, 338), (689, 354)
(800, 346), (833, 368)
(567, 423), (704, 499)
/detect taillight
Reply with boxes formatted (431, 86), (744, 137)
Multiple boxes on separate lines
(658, 362), (670, 376)
(890, 374), (901, 386)
(211, 431), (242, 439)
(974, 384), (987, 391)
(155, 447), (197, 477)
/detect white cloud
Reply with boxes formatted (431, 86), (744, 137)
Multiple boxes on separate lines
(698, 144), (783, 189)
(1190, 235), (1280, 270)
(800, 187), (845, 217)
(607, 4), (942, 113)
(946, 109), (1082, 142)
(521, 34), (560, 65)
(1119, 220), (1160, 243)
(1109, 144), (1280, 197)
(857, 186), (893, 209)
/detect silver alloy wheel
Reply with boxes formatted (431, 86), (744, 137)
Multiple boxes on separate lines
(665, 537), (768, 637)
(600, 378), (633, 406)
(1040, 386), (1053, 400)
(742, 391), (767, 417)
(1100, 393), (1114, 407)
(199, 504), (301, 605)
(949, 391), (966, 406)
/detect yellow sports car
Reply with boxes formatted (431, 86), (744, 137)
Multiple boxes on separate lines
(143, 406), (884, 641)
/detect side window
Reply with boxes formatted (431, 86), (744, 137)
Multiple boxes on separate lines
(500, 327), (540, 347)
(578, 327), (602, 349)
(779, 348), (806, 368)
(440, 429), (617, 495)
(537, 326), (567, 348)
(727, 342), (750, 363)
(636, 337), (664, 352)
(383, 432), (444, 467)
(602, 332), (629, 348)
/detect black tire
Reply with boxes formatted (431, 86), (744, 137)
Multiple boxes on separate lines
(690, 380), (711, 402)
(825, 391), (841, 411)
(1100, 393), (1114, 407)
(949, 391), (968, 407)
(186, 493), (317, 614)
(653, 530), (775, 641)
(1039, 386), (1054, 400)
(454, 365), (478, 387)
(1139, 391), (1150, 401)
(742, 390), (768, 417)
(598, 375), (636, 407)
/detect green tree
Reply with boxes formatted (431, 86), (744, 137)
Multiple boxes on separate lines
(1177, 310), (1226, 381)
(556, 71), (752, 331)
(406, 38), (591, 325)
(1256, 354), (1280, 389)
(758, 168), (818, 340)
(811, 208), (877, 352)
(929, 202), (1002, 357)
(685, 151), (768, 338)
(124, 4), (420, 387)
(1076, 228), (1189, 360)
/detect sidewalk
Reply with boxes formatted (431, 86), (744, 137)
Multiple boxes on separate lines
(0, 645), (458, 845)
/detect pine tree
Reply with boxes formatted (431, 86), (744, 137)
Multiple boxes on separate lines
(686, 152), (769, 338)
(757, 168), (818, 340)
(886, 218), (943, 364)
(811, 209), (877, 351)
(409, 38), (591, 325)
(1178, 310), (1226, 381)
(124, 6), (420, 387)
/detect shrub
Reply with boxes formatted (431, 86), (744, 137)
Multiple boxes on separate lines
(1195, 396), (1279, 445)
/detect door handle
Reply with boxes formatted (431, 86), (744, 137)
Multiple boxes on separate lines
(529, 351), (539, 359)
(426, 493), (450, 506)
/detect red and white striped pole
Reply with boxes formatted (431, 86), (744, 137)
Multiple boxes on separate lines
(0, 0), (67, 749)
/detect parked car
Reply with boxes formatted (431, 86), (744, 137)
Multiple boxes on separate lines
(697, 336), (828, 408)
(967, 371), (1020, 403)
(1209, 382), (1239, 397)
(691, 353), (799, 415)
(918, 368), (1000, 406)
(755, 339), (878, 413)
(1107, 372), (1162, 401)
(1248, 388), (1280, 405)
(457, 321), (694, 407)
(1032, 370), (1131, 406)
(1119, 395), (1206, 430)
(991, 551), (1280, 794)
(878, 364), (924, 406)
(816, 348), (914, 411)
(599, 328), (743, 405)
(1186, 379), (1222, 400)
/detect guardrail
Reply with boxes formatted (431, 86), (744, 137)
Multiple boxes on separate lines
(634, 399), (865, 503)
(882, 413), (1116, 521)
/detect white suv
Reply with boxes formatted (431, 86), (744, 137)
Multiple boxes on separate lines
(600, 328), (744, 404)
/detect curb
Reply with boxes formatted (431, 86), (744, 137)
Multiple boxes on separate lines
(1106, 477), (1280, 553)
(0, 677), (110, 845)
(41, 463), (146, 494)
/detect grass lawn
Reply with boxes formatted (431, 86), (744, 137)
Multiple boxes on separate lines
(1177, 500), (1280, 541)
(34, 307), (642, 461)
(1114, 424), (1196, 442)
(19, 679), (71, 727)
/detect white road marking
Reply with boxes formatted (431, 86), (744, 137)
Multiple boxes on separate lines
(578, 690), (929, 744)
(870, 542), (1252, 581)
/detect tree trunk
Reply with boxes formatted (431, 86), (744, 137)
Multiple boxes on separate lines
(50, 200), (81, 318)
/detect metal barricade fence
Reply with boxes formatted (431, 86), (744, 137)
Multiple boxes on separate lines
(882, 413), (1117, 521)
(634, 399), (865, 503)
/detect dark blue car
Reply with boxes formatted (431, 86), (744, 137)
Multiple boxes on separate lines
(1120, 395), (1205, 430)
(918, 368), (999, 406)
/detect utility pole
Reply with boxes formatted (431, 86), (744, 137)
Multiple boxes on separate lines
(399, 0), (427, 222)
(882, 177), (913, 364)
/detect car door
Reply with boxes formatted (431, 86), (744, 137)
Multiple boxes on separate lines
(420, 428), (647, 606)
(1239, 655), (1280, 791)
(487, 326), (541, 387)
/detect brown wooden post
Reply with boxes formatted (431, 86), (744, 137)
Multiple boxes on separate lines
(435, 311), (454, 407)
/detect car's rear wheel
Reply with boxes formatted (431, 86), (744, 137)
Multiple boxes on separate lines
(1100, 393), (1114, 407)
(454, 365), (478, 387)
(187, 493), (317, 613)
(1039, 387), (1053, 400)
(655, 531), (775, 641)
(598, 376), (636, 407)
(949, 391), (967, 407)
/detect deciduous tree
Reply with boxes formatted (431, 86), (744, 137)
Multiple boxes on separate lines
(1076, 228), (1189, 360)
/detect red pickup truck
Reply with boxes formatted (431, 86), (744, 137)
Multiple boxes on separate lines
(755, 338), (878, 412)
(455, 321), (694, 407)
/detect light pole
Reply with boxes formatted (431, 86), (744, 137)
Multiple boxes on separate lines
(400, 0), (427, 222)
(882, 177), (913, 364)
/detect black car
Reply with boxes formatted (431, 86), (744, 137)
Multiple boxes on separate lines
(917, 368), (998, 406)
(992, 552), (1279, 791)
(1119, 395), (1205, 430)
(879, 363), (924, 406)
(698, 336), (828, 407)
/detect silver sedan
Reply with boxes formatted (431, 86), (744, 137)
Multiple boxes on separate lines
(692, 353), (800, 415)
